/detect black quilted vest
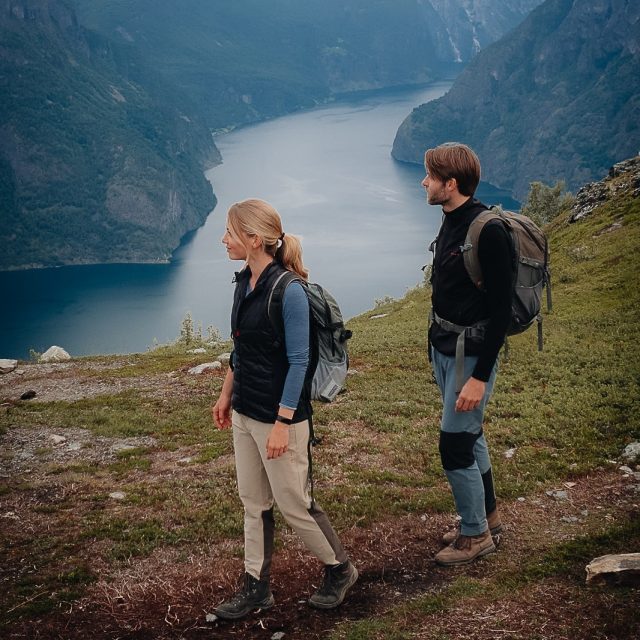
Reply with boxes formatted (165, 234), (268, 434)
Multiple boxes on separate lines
(230, 261), (310, 424)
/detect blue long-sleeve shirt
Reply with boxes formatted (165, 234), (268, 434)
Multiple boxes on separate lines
(279, 281), (310, 409)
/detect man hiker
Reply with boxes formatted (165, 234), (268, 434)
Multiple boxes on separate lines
(423, 142), (512, 565)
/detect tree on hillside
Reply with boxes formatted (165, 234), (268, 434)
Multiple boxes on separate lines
(521, 181), (574, 227)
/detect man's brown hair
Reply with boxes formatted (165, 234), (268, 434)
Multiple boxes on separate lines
(424, 142), (481, 197)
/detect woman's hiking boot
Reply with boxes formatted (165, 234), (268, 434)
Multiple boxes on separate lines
(441, 509), (503, 546)
(212, 572), (274, 620)
(308, 560), (358, 609)
(435, 529), (496, 566)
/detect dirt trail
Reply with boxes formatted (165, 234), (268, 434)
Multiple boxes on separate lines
(3, 470), (638, 639)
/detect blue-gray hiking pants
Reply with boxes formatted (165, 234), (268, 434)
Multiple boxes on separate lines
(431, 347), (498, 536)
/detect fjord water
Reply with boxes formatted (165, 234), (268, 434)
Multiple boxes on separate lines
(1, 82), (517, 359)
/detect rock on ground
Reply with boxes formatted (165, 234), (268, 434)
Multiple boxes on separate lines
(188, 362), (222, 374)
(0, 359), (18, 374)
(586, 553), (640, 586)
(622, 442), (640, 463)
(39, 346), (71, 363)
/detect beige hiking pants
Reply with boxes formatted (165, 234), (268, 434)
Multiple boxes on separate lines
(232, 410), (347, 580)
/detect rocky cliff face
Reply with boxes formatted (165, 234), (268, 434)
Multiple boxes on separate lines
(0, 0), (218, 269)
(392, 0), (640, 200)
(428, 0), (543, 62)
(315, 0), (544, 92)
(570, 156), (640, 223)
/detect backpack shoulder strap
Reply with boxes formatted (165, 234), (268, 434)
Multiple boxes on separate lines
(267, 270), (303, 339)
(462, 207), (503, 290)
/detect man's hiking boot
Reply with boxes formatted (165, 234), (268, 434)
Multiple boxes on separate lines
(435, 529), (496, 566)
(308, 560), (358, 609)
(212, 572), (274, 620)
(441, 509), (503, 546)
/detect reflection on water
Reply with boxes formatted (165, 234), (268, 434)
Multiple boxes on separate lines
(1, 82), (517, 359)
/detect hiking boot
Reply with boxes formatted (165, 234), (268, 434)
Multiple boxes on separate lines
(435, 529), (496, 566)
(212, 572), (274, 620)
(441, 509), (503, 546)
(308, 560), (358, 609)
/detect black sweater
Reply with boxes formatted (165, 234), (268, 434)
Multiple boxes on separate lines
(429, 197), (514, 382)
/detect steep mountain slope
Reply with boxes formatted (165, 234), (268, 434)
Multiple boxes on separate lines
(0, 0), (218, 269)
(392, 0), (640, 200)
(75, 0), (543, 129)
(429, 0), (544, 61)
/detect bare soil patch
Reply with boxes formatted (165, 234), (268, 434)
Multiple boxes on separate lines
(0, 360), (216, 404)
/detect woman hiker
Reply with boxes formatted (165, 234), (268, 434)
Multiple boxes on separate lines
(211, 198), (358, 620)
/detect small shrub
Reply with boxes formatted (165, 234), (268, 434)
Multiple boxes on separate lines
(374, 295), (396, 308)
(179, 312), (194, 345)
(521, 180), (574, 227)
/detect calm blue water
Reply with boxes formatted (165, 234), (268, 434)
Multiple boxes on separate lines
(1, 82), (517, 359)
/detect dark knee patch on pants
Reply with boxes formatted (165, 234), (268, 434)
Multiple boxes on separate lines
(308, 504), (348, 564)
(439, 430), (482, 470)
(482, 469), (497, 514)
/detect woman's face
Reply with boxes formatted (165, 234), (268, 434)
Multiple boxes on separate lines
(221, 222), (249, 261)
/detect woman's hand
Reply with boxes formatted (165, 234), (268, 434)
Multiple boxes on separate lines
(266, 423), (290, 459)
(212, 368), (234, 429)
(212, 395), (232, 429)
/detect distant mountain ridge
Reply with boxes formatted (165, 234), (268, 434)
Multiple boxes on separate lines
(75, 0), (543, 130)
(0, 0), (219, 270)
(1, 0), (542, 270)
(392, 0), (640, 200)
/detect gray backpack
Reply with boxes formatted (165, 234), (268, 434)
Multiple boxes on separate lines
(268, 272), (352, 403)
(462, 205), (552, 345)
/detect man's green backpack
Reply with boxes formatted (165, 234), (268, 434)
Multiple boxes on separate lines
(462, 205), (552, 348)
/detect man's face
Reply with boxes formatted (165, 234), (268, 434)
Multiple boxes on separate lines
(421, 168), (449, 207)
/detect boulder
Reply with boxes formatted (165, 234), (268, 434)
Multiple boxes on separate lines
(622, 442), (640, 463)
(586, 553), (640, 586)
(39, 346), (71, 363)
(188, 361), (222, 374)
(217, 352), (231, 364)
(0, 359), (18, 374)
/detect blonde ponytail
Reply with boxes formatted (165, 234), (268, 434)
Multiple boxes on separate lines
(276, 233), (308, 281)
(227, 198), (308, 280)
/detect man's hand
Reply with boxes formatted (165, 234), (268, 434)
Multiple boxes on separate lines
(266, 423), (290, 459)
(455, 377), (486, 412)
